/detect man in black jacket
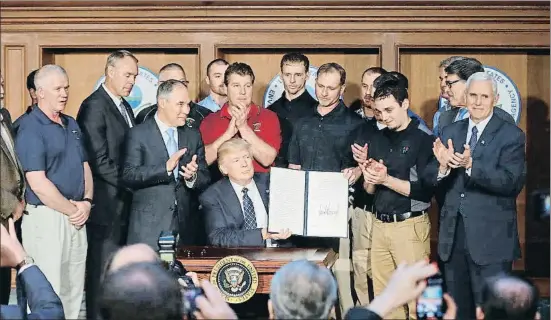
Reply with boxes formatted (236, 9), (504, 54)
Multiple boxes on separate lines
(76, 49), (138, 320)
(135, 63), (211, 129)
(122, 79), (210, 248)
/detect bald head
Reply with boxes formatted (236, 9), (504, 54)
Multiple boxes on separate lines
(108, 244), (159, 273)
(479, 274), (540, 320)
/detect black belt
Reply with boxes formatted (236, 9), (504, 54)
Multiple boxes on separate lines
(373, 210), (427, 223)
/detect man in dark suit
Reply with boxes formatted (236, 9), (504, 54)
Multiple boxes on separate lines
(135, 63), (212, 245)
(135, 63), (212, 127)
(76, 50), (138, 320)
(1, 218), (64, 320)
(122, 79), (209, 248)
(436, 57), (516, 137)
(432, 71), (525, 319)
(200, 138), (291, 247)
(0, 74), (25, 305)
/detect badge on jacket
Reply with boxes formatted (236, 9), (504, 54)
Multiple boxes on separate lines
(401, 146), (409, 154)
(253, 122), (261, 132)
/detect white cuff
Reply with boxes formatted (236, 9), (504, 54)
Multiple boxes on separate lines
(437, 168), (451, 181)
(185, 173), (197, 188)
(18, 263), (34, 275)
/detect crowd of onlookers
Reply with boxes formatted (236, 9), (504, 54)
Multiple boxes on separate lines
(0, 217), (542, 320)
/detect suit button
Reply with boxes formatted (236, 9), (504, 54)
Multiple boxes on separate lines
(460, 193), (465, 198)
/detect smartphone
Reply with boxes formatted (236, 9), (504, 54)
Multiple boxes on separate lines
(417, 273), (444, 320)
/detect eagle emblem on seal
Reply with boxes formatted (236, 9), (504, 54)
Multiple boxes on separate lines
(223, 267), (247, 293)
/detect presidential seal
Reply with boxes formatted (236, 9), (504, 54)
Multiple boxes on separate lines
(438, 66), (521, 124)
(263, 65), (319, 108)
(93, 66), (159, 116)
(210, 255), (259, 304)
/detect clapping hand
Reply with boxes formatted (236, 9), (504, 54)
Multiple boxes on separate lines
(180, 154), (199, 180)
(359, 159), (388, 185)
(351, 143), (368, 164)
(166, 148), (187, 173)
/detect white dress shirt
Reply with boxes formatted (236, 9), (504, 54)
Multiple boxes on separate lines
(465, 112), (493, 176)
(437, 112), (494, 179)
(102, 83), (133, 128)
(230, 179), (274, 247)
(154, 113), (196, 187)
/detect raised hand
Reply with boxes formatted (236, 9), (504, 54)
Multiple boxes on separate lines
(351, 143), (368, 164)
(166, 148), (187, 173)
(362, 159), (388, 185)
(180, 154), (199, 180)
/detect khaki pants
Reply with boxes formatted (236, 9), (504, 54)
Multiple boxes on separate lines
(371, 214), (431, 320)
(22, 205), (87, 319)
(331, 235), (354, 317)
(351, 206), (373, 306)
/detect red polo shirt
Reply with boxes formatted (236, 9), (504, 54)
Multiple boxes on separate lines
(199, 103), (281, 172)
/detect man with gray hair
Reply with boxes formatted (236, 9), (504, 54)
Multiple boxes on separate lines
(435, 57), (515, 138)
(77, 49), (138, 320)
(15, 64), (93, 319)
(122, 79), (209, 249)
(432, 71), (525, 319)
(432, 56), (464, 136)
(268, 260), (337, 319)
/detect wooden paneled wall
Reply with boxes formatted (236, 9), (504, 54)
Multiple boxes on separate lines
(1, 0), (549, 278)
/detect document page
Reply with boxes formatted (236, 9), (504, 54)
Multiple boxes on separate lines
(305, 171), (349, 238)
(268, 167), (306, 235)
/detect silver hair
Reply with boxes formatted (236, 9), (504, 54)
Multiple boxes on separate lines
(439, 56), (465, 68)
(34, 64), (68, 90)
(466, 71), (498, 97)
(157, 79), (187, 102)
(104, 50), (138, 75)
(270, 260), (337, 319)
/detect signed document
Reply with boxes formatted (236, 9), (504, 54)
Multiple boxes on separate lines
(268, 167), (349, 238)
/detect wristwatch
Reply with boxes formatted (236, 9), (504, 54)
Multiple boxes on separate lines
(15, 256), (34, 272)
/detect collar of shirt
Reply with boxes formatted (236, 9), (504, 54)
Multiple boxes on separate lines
(468, 111), (493, 138)
(154, 112), (178, 142)
(220, 103), (261, 119)
(31, 106), (68, 126)
(102, 83), (123, 107)
(200, 94), (223, 112)
(315, 100), (347, 118)
(280, 89), (313, 105)
(229, 179), (257, 201)
(376, 121), (387, 130)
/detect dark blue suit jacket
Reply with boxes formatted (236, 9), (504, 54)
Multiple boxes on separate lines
(435, 114), (525, 265)
(0, 265), (64, 319)
(200, 173), (270, 247)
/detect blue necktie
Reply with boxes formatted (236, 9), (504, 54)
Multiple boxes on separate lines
(469, 126), (478, 152)
(166, 128), (178, 181)
(242, 188), (257, 230)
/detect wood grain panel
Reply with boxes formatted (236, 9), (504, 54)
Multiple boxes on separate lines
(3, 46), (26, 118)
(222, 49), (379, 107)
(51, 49), (199, 117)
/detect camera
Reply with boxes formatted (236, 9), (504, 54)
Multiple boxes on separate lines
(158, 231), (203, 316)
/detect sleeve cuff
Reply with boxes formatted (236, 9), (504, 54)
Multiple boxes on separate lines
(185, 173), (197, 188)
(18, 263), (34, 275)
(437, 168), (451, 181)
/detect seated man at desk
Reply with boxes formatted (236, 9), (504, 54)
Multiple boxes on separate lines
(199, 138), (291, 247)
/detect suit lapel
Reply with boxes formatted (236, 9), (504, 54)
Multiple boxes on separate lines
(148, 118), (170, 161)
(472, 115), (502, 160)
(222, 178), (245, 226)
(98, 86), (131, 128)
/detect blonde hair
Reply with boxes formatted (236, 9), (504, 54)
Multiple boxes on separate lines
(217, 138), (252, 164)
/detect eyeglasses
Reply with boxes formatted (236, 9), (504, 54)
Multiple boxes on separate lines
(445, 79), (462, 89)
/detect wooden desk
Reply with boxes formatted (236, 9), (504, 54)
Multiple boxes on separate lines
(177, 246), (335, 294)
